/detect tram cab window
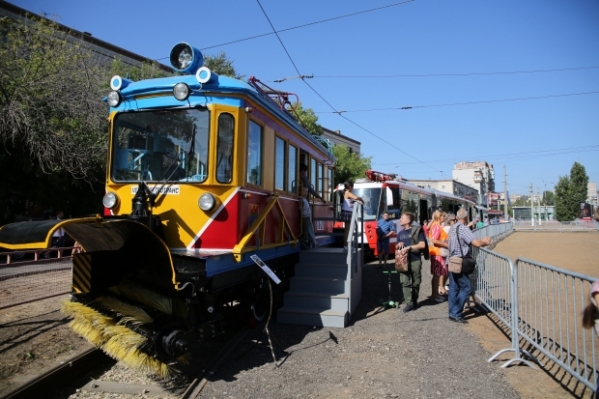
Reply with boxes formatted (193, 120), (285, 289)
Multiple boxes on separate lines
(216, 113), (234, 183)
(247, 120), (262, 185)
(353, 187), (381, 221)
(112, 109), (210, 183)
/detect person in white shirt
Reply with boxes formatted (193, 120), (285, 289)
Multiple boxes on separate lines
(52, 210), (65, 247)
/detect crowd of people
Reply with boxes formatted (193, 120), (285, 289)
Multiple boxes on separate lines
(373, 206), (492, 321)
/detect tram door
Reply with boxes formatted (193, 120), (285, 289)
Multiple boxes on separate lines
(418, 199), (428, 225)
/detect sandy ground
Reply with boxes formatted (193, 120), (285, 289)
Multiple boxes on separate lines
(0, 231), (597, 397)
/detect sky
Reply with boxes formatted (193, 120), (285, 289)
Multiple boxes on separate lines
(10, 0), (599, 197)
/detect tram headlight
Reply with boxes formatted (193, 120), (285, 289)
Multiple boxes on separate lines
(198, 193), (216, 211)
(170, 43), (204, 74)
(102, 192), (119, 209)
(107, 91), (121, 107)
(173, 83), (190, 101)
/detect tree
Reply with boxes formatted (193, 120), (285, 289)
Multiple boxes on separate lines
(289, 102), (323, 136)
(554, 162), (589, 221)
(203, 52), (244, 79)
(332, 145), (372, 186)
(543, 190), (555, 206)
(0, 16), (108, 181)
(110, 58), (169, 81)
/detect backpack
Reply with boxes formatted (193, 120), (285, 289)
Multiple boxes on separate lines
(410, 226), (429, 261)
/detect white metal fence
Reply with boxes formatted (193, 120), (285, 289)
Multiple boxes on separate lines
(472, 225), (598, 394)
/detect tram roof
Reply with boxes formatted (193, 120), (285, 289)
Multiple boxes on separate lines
(107, 73), (334, 161)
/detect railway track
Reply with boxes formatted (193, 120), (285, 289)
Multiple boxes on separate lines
(1, 327), (250, 399)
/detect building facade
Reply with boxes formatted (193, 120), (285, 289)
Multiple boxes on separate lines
(452, 161), (495, 206)
(588, 182), (598, 206)
(512, 205), (555, 221)
(321, 127), (361, 155)
(0, 2), (172, 73)
(406, 179), (479, 204)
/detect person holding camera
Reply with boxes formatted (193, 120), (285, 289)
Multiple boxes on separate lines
(447, 208), (491, 324)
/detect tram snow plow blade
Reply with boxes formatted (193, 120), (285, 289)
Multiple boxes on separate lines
(1, 218), (184, 376)
(63, 220), (178, 294)
(0, 217), (95, 250)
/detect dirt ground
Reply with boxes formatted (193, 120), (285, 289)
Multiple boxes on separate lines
(0, 294), (93, 395)
(0, 231), (597, 397)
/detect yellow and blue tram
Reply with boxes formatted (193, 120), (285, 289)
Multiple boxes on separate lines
(0, 43), (335, 375)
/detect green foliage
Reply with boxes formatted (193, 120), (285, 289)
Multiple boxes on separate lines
(110, 58), (169, 82)
(555, 162), (589, 221)
(0, 15), (109, 222)
(0, 16), (108, 178)
(286, 102), (323, 136)
(203, 52), (243, 79)
(332, 145), (372, 186)
(543, 190), (555, 206)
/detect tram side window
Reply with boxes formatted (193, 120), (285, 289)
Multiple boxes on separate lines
(216, 113), (234, 183)
(401, 189), (419, 215)
(324, 168), (332, 202)
(387, 187), (401, 219)
(318, 163), (324, 196)
(288, 145), (297, 192)
(247, 120), (262, 185)
(275, 137), (286, 191)
(310, 158), (317, 195)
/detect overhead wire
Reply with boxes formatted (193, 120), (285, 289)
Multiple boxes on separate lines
(294, 65), (599, 80)
(373, 145), (599, 166)
(315, 91), (599, 113)
(255, 0), (442, 175)
(153, 0), (416, 60)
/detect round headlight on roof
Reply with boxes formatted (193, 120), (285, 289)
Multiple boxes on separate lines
(173, 83), (190, 101)
(102, 192), (119, 209)
(110, 75), (131, 91)
(198, 192), (216, 211)
(107, 91), (121, 107)
(169, 43), (204, 74)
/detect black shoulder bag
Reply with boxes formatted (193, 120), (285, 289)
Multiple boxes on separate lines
(456, 225), (476, 275)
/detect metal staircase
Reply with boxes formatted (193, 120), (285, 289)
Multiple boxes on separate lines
(276, 246), (363, 328)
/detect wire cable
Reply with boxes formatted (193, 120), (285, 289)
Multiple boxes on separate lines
(304, 66), (599, 80)
(373, 145), (599, 166)
(315, 91), (599, 113)
(255, 0), (442, 175)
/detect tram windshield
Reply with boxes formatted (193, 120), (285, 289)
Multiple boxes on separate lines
(353, 187), (381, 221)
(111, 108), (210, 183)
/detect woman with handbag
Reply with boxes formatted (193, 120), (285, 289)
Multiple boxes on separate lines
(447, 209), (491, 324)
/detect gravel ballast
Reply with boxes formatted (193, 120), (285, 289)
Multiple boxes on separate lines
(199, 258), (519, 399)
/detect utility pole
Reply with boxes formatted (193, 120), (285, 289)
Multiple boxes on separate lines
(537, 187), (543, 226)
(504, 165), (508, 221)
(530, 183), (535, 226)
